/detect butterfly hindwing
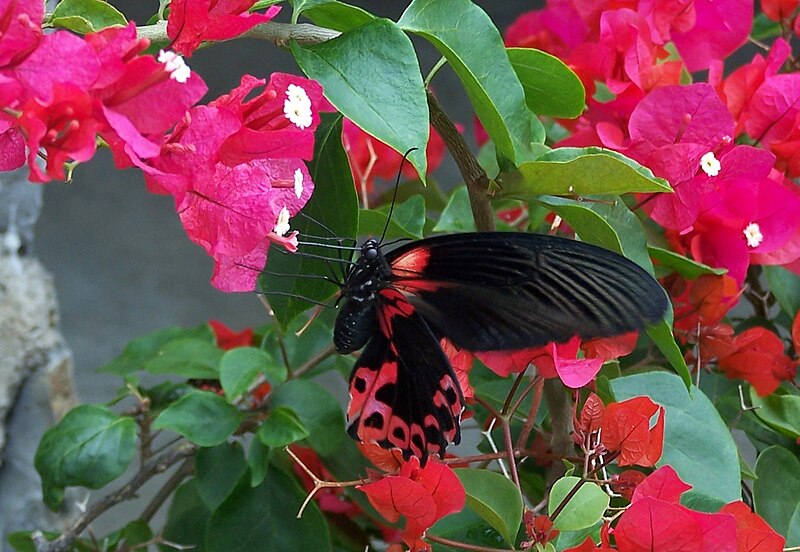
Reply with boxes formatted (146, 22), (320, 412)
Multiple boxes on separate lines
(347, 289), (463, 463)
(386, 232), (668, 351)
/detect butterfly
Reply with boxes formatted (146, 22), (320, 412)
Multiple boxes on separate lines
(334, 231), (669, 464)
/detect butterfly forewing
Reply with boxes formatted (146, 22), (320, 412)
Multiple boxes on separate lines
(347, 289), (463, 463)
(386, 232), (668, 351)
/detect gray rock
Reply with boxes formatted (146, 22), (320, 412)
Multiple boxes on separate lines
(1, 173), (79, 547)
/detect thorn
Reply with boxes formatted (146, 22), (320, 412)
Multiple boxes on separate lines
(738, 385), (758, 411)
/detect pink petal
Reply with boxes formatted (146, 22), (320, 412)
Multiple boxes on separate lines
(672, 0), (752, 72)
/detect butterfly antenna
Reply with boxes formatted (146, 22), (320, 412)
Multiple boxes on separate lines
(379, 147), (418, 245)
(296, 211), (341, 240)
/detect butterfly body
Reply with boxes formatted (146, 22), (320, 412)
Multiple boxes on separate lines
(334, 239), (392, 354)
(336, 232), (669, 464)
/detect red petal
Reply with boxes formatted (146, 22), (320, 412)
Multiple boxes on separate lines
(582, 332), (638, 360)
(359, 476), (437, 547)
(208, 320), (254, 349)
(416, 461), (466, 521)
(615, 497), (703, 552)
(632, 466), (692, 504)
(720, 501), (786, 552)
(601, 397), (664, 467)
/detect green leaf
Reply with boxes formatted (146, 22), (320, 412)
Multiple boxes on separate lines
(8, 532), (93, 552)
(35, 405), (136, 509)
(753, 446), (800, 536)
(645, 304), (691, 388)
(648, 246), (727, 278)
(433, 186), (475, 233)
(750, 388), (800, 440)
(292, 19), (429, 182)
(50, 0), (127, 33)
(257, 407), (310, 448)
(153, 391), (242, 447)
(143, 338), (223, 379)
(260, 114), (358, 329)
(195, 443), (249, 511)
(548, 477), (609, 531)
(160, 480), (212, 552)
(206, 468), (331, 552)
(358, 195), (427, 239)
(270, 380), (345, 455)
(251, 0), (283, 8)
(99, 323), (214, 376)
(247, 438), (272, 487)
(611, 372), (741, 505)
(298, 1), (374, 31)
(751, 12), (783, 41)
(504, 147), (671, 197)
(428, 507), (508, 551)
(102, 520), (153, 550)
(763, 265), (800, 318)
(787, 504), (800, 547)
(507, 47), (585, 118)
(400, 0), (543, 164)
(535, 195), (653, 270)
(453, 468), (522, 546)
(219, 347), (275, 402)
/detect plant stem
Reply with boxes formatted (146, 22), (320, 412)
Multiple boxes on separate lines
(427, 91), (495, 232)
(291, 342), (337, 379)
(140, 457), (195, 523)
(426, 535), (523, 552)
(137, 20), (341, 47)
(543, 379), (573, 485)
(475, 397), (521, 492)
(424, 56), (448, 87)
(32, 443), (197, 552)
(515, 376), (544, 449)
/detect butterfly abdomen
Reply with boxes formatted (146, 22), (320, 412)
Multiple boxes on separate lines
(334, 298), (378, 354)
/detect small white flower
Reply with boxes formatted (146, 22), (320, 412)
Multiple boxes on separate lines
(293, 169), (304, 199)
(700, 151), (721, 177)
(283, 85), (313, 129)
(743, 222), (763, 248)
(158, 50), (191, 83)
(274, 207), (291, 237)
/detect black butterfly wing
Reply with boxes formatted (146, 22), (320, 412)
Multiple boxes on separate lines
(346, 289), (463, 463)
(385, 232), (668, 351)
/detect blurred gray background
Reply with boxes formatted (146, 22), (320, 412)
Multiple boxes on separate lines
(34, 1), (532, 405)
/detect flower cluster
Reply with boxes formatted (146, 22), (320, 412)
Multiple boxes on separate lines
(501, 0), (800, 402)
(0, 1), (321, 292)
(567, 466), (785, 552)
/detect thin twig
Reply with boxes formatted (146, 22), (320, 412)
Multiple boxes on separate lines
(515, 376), (544, 450)
(501, 370), (528, 415)
(549, 451), (619, 523)
(426, 535), (523, 552)
(140, 458), (195, 523)
(441, 450), (524, 465)
(475, 397), (520, 492)
(285, 447), (368, 519)
(32, 443), (198, 552)
(291, 342), (338, 379)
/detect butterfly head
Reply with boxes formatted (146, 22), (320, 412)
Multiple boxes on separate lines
(361, 238), (380, 262)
